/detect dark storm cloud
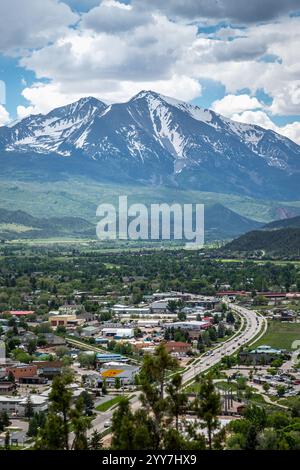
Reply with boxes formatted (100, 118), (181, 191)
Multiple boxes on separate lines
(81, 2), (152, 34)
(138, 0), (300, 23)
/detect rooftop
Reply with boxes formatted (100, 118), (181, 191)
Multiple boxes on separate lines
(9, 310), (34, 316)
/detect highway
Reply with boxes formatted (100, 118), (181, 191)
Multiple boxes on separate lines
(89, 303), (267, 433)
(181, 303), (267, 385)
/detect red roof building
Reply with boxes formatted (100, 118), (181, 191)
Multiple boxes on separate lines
(9, 310), (35, 316)
(203, 316), (213, 323)
(164, 341), (192, 355)
(6, 364), (38, 380)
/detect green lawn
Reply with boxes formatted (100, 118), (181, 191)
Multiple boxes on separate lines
(96, 396), (126, 412)
(185, 382), (201, 394)
(252, 321), (300, 350)
(215, 381), (238, 392)
(278, 396), (300, 408)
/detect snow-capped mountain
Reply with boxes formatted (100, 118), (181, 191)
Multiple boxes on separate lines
(0, 97), (107, 156)
(0, 91), (299, 199)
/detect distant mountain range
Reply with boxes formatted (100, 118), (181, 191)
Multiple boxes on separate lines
(263, 215), (300, 231)
(0, 208), (94, 240)
(0, 205), (261, 242)
(1, 91), (300, 200)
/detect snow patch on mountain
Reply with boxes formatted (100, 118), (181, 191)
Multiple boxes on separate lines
(143, 94), (186, 157)
(3, 97), (107, 155)
(0, 90), (299, 196)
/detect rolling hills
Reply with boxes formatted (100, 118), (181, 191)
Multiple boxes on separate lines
(263, 215), (300, 230)
(0, 204), (262, 242)
(222, 215), (300, 257)
(0, 208), (94, 240)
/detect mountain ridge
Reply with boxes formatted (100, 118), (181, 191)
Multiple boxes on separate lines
(1, 91), (300, 199)
(0, 204), (261, 242)
(221, 227), (300, 258)
(263, 215), (300, 231)
(220, 213), (300, 257)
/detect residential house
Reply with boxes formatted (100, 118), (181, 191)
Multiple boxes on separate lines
(164, 341), (192, 355)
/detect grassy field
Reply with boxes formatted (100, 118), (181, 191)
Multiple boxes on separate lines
(0, 223), (39, 233)
(96, 396), (126, 412)
(1, 176), (300, 223)
(252, 321), (300, 350)
(185, 382), (201, 394)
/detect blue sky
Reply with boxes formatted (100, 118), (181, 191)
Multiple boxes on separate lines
(0, 56), (37, 111)
(1, 0), (300, 143)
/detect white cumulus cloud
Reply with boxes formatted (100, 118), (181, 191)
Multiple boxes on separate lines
(279, 121), (300, 144)
(17, 105), (36, 120)
(0, 105), (10, 125)
(212, 94), (263, 117)
(231, 109), (300, 144)
(19, 75), (202, 115)
(212, 94), (300, 144)
(0, 0), (78, 55)
(82, 1), (152, 34)
(0, 0), (299, 133)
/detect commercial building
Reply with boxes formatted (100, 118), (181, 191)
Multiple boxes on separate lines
(137, 319), (160, 327)
(42, 333), (66, 346)
(112, 306), (150, 315)
(162, 320), (211, 331)
(49, 314), (84, 328)
(0, 394), (48, 417)
(164, 341), (192, 355)
(33, 360), (63, 379)
(101, 328), (134, 339)
(6, 364), (38, 381)
(151, 292), (192, 301)
(96, 353), (128, 363)
(100, 363), (140, 385)
(80, 326), (101, 338)
(239, 345), (290, 365)
(150, 299), (182, 313)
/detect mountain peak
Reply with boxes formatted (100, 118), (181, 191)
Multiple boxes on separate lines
(130, 90), (160, 101)
(1, 90), (300, 200)
(129, 89), (213, 125)
(130, 89), (185, 106)
(76, 96), (106, 108)
(47, 96), (107, 118)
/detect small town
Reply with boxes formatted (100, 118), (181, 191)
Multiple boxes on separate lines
(1, 0), (300, 459)
(1, 251), (300, 450)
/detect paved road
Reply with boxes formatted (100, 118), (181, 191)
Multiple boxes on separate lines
(181, 303), (267, 385)
(90, 303), (267, 432)
(89, 394), (140, 435)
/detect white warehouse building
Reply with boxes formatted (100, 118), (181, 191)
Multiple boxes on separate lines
(101, 328), (135, 339)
